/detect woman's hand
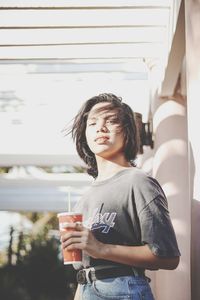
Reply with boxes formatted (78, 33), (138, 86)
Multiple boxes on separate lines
(61, 223), (104, 259)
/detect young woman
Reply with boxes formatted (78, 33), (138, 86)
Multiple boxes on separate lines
(62, 93), (180, 300)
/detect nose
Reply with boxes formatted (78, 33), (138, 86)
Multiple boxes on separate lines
(96, 120), (108, 132)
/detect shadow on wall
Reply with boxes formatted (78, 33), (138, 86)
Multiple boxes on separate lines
(153, 112), (189, 219)
(154, 114), (187, 146)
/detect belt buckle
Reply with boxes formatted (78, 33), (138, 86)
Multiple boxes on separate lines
(77, 270), (87, 284)
(77, 269), (92, 285)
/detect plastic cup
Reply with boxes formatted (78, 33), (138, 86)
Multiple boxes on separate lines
(57, 212), (82, 265)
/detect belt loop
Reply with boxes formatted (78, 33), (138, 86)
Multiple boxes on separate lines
(131, 267), (137, 276)
(89, 267), (96, 282)
(85, 268), (92, 284)
(131, 267), (145, 277)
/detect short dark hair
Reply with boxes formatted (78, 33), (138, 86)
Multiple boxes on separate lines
(68, 93), (139, 178)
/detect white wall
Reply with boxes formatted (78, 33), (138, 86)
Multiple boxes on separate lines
(185, 0), (200, 299)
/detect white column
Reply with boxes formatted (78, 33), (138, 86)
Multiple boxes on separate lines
(152, 97), (191, 300)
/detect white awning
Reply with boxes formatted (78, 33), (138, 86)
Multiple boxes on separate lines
(0, 167), (92, 211)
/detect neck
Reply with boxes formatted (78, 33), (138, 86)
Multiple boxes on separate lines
(95, 155), (131, 181)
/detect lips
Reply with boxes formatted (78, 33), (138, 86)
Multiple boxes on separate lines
(95, 136), (109, 143)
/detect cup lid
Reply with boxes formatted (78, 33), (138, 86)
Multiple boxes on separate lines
(57, 212), (82, 217)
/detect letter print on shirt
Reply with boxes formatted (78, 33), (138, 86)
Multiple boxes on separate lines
(84, 208), (117, 234)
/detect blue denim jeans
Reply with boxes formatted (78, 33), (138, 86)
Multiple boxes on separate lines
(79, 276), (155, 300)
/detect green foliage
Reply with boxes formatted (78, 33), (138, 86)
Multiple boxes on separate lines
(0, 227), (77, 300)
(0, 167), (10, 174)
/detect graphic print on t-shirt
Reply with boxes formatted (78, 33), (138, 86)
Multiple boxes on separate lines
(84, 207), (117, 234)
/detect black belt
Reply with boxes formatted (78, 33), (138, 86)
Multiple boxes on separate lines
(76, 265), (145, 284)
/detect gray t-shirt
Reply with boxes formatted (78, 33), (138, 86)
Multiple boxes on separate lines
(75, 167), (180, 269)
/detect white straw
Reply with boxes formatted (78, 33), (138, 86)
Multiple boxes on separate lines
(68, 186), (71, 212)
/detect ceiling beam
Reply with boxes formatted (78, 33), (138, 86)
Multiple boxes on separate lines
(0, 43), (164, 60)
(159, 0), (185, 97)
(0, 0), (172, 9)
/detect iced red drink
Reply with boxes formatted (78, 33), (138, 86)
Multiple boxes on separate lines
(57, 212), (82, 265)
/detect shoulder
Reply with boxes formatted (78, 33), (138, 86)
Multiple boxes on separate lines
(127, 168), (166, 207)
(127, 167), (149, 180)
(129, 168), (163, 189)
(125, 167), (156, 187)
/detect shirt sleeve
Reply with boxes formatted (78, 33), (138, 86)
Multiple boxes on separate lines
(139, 195), (181, 257)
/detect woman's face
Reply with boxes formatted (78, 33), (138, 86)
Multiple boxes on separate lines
(85, 102), (126, 160)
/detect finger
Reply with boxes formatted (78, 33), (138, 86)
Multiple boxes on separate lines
(66, 243), (83, 251)
(61, 230), (83, 242)
(62, 237), (83, 249)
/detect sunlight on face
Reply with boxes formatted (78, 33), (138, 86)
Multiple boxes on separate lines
(85, 103), (126, 159)
(87, 110), (122, 133)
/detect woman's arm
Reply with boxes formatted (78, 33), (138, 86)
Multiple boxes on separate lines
(61, 224), (179, 270)
(99, 243), (179, 270)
